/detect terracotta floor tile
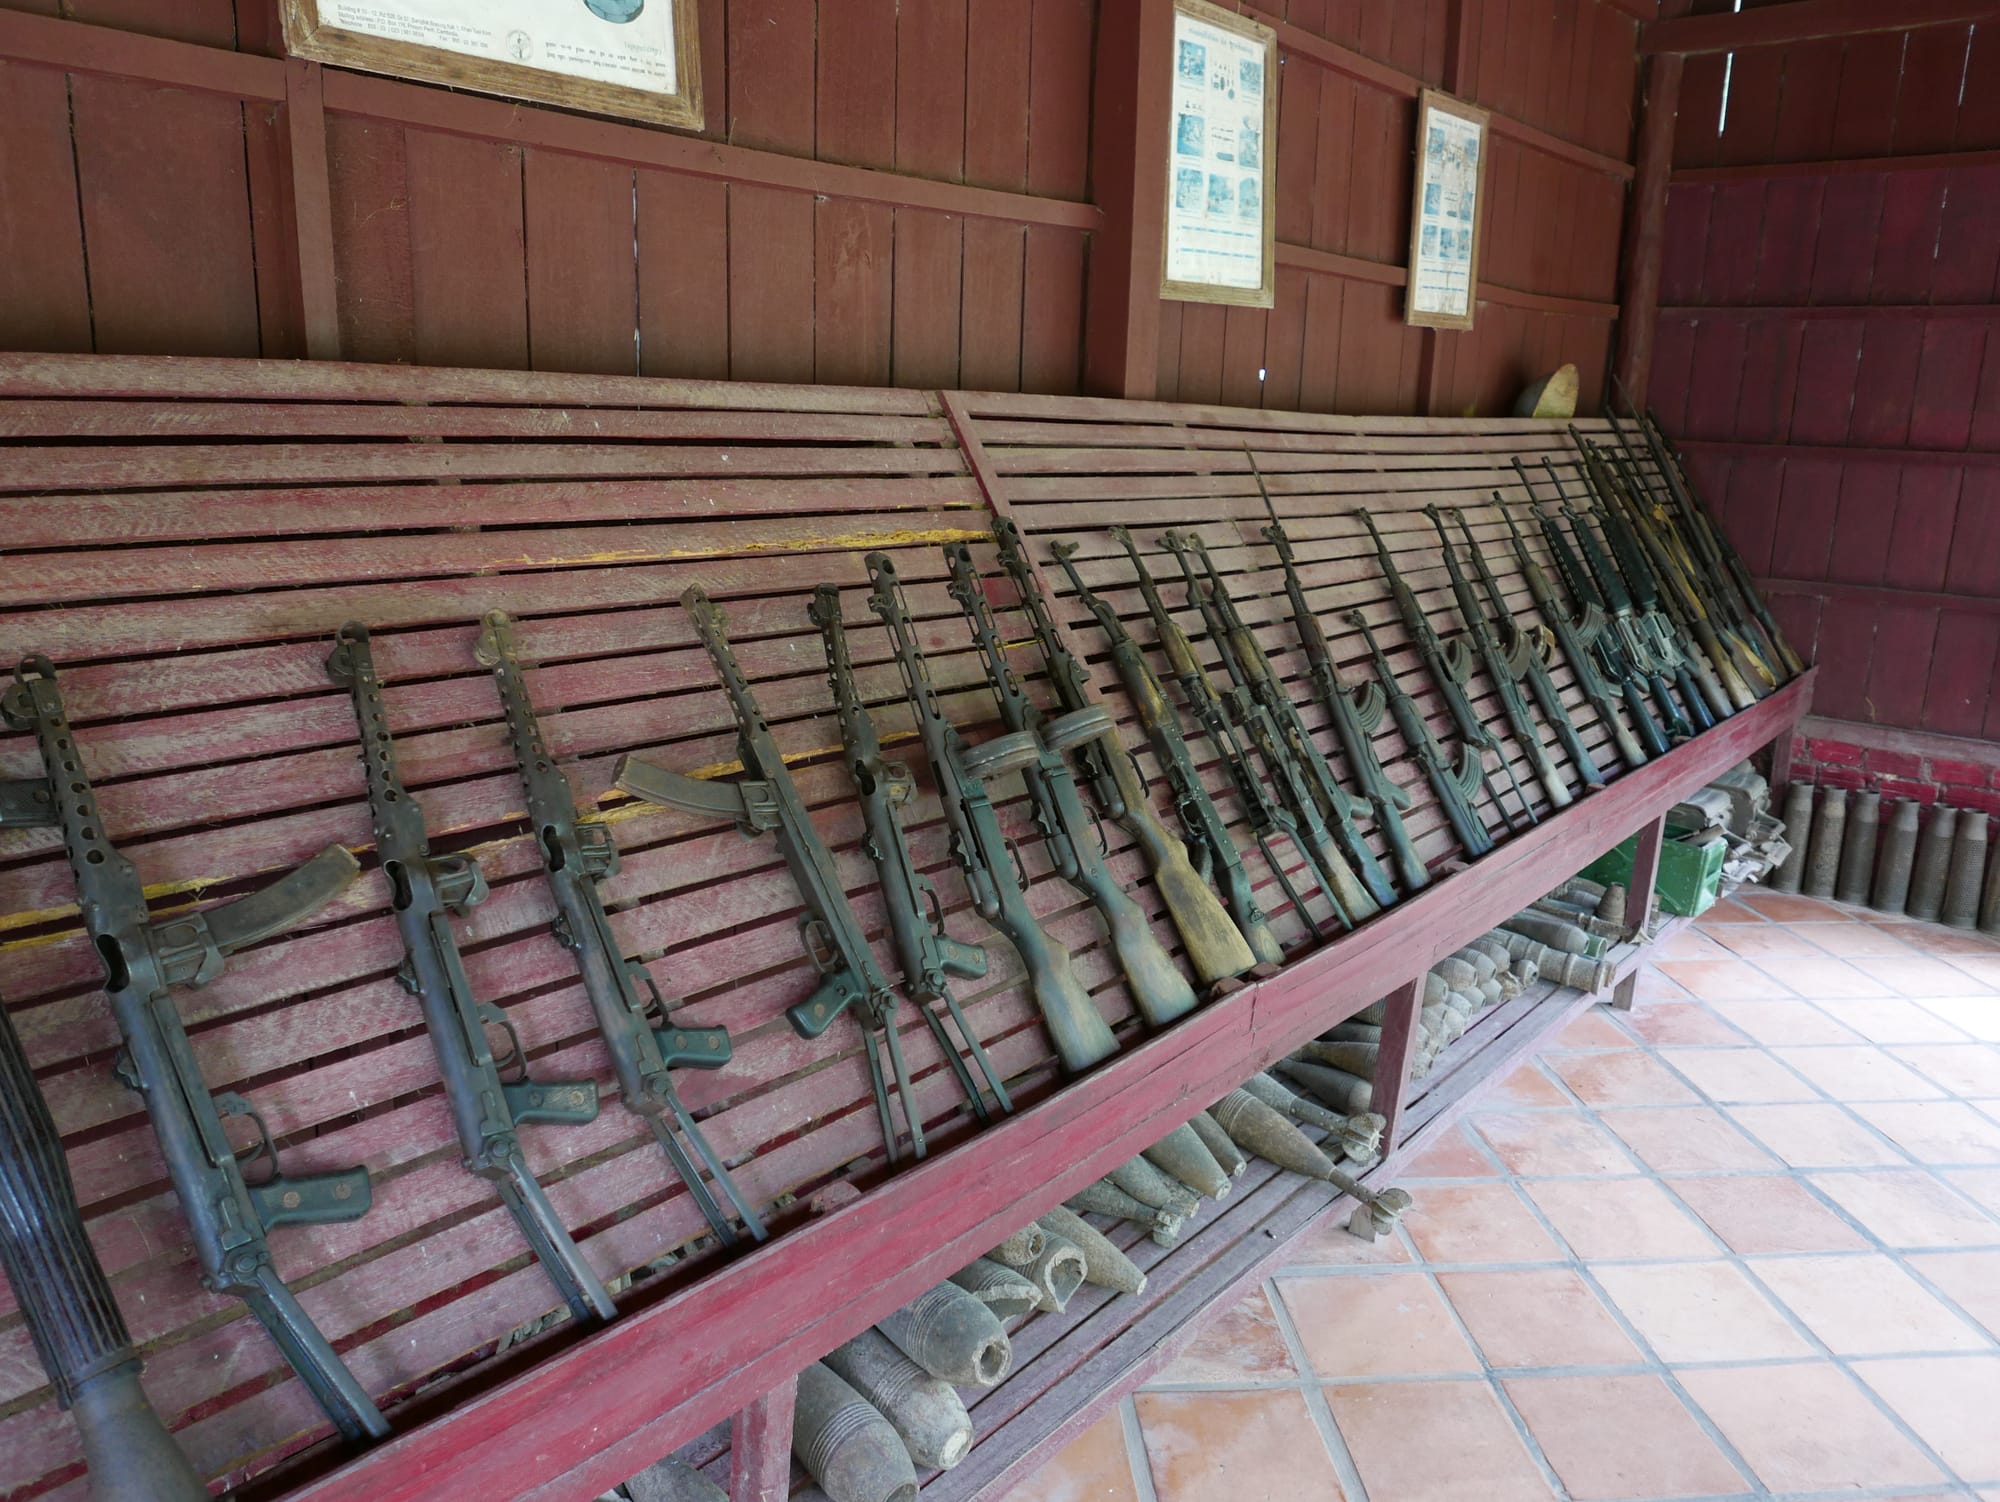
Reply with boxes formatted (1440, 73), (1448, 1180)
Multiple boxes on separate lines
(1945, 1168), (2000, 1218)
(1598, 1105), (1781, 1172)
(1710, 922), (1834, 960)
(1134, 1388), (1347, 1502)
(1282, 1210), (1414, 1267)
(1551, 1011), (1633, 1049)
(1856, 954), (1996, 996)
(1705, 998), (1867, 1046)
(1326, 1380), (1555, 1502)
(1002, 1410), (1140, 1502)
(1855, 1354), (2000, 1480)
(1591, 1261), (1814, 1362)
(1546, 1050), (1701, 1107)
(1630, 968), (1696, 1006)
(1820, 998), (1976, 1044)
(1773, 1044), (1947, 1101)
(1471, 1111), (1637, 1177)
(1276, 1269), (1481, 1377)
(1911, 996), (2000, 1043)
(1655, 957), (1797, 1001)
(1852, 1100), (2000, 1164)
(1906, 1250), (2000, 1339)
(1438, 1267), (1642, 1368)
(1946, 953), (2000, 988)
(1150, 1287), (1297, 1384)
(1769, 955), (1900, 998)
(1677, 1362), (1946, 1492)
(1694, 895), (1767, 924)
(1726, 1102), (1912, 1167)
(1655, 926), (1734, 963)
(1752, 1253), (1989, 1354)
(1403, 1182), (1565, 1264)
(1898, 924), (2000, 959)
(1503, 1373), (1746, 1501)
(1809, 1170), (2000, 1250)
(1662, 1046), (1822, 1103)
(1523, 1176), (1719, 1260)
(1801, 921), (1923, 958)
(1736, 889), (1860, 923)
(1619, 999), (1752, 1047)
(1893, 1044), (2000, 1097)
(1396, 1121), (1501, 1179)
(1666, 1174), (1870, 1253)
(1481, 1059), (1574, 1110)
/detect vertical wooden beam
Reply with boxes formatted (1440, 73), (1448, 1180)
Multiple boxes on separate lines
(1766, 723), (1798, 802)
(1082, 0), (1174, 398)
(1611, 51), (1682, 411)
(1366, 974), (1426, 1147)
(283, 57), (342, 360)
(728, 1377), (798, 1502)
(1416, 0), (1471, 416)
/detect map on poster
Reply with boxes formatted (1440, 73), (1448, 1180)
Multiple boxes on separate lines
(318, 0), (677, 94)
(1410, 106), (1482, 318)
(1163, 7), (1270, 296)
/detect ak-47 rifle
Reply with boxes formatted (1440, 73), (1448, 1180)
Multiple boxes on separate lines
(1254, 511), (1429, 895)
(4, 655), (390, 1443)
(615, 589), (928, 1162)
(1043, 540), (1285, 964)
(476, 611), (765, 1245)
(1421, 503), (1579, 810)
(810, 585), (1012, 1121)
(989, 520), (1259, 986)
(1355, 509), (1537, 829)
(329, 624), (618, 1322)
(865, 552), (1118, 1072)
(1110, 524), (1335, 934)
(1341, 615), (1494, 858)
(944, 542), (1200, 1026)
(1170, 528), (1395, 915)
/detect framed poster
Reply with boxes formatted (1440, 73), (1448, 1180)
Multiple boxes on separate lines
(1160, 0), (1278, 309)
(1405, 89), (1489, 331)
(282, 0), (705, 131)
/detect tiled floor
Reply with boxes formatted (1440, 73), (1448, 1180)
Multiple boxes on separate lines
(1003, 889), (2000, 1502)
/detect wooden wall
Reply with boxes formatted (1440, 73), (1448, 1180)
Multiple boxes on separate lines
(1650, 13), (2000, 743)
(0, 0), (1644, 415)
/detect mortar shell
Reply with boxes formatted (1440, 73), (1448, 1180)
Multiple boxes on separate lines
(1834, 789), (1881, 906)
(1067, 1179), (1170, 1228)
(1108, 1155), (1202, 1219)
(1432, 955), (1478, 989)
(1321, 1021), (1384, 1044)
(1474, 976), (1504, 1006)
(1466, 936), (1513, 975)
(1594, 883), (1628, 925)
(1943, 812), (1988, 929)
(1038, 1206), (1147, 1296)
(1210, 1088), (1339, 1179)
(624, 1453), (729, 1502)
(1240, 1071), (1347, 1133)
(1530, 904), (1622, 941)
(1871, 797), (1920, 913)
(1144, 1123), (1233, 1199)
(1020, 1229), (1089, 1313)
(826, 1329), (975, 1472)
(948, 1257), (1043, 1322)
(1511, 956), (1541, 987)
(985, 1224), (1046, 1267)
(1501, 912), (1592, 954)
(1422, 971), (1451, 1008)
(1353, 998), (1389, 1026)
(1274, 1058), (1374, 1114)
(1148, 1213), (1186, 1248)
(1908, 805), (1958, 923)
(1187, 1109), (1248, 1177)
(1772, 781), (1813, 893)
(1981, 834), (2000, 936)
(1546, 949), (1614, 992)
(1298, 1039), (1379, 1076)
(875, 1280), (1012, 1387)
(1449, 946), (1498, 981)
(1554, 875), (1608, 904)
(792, 1362), (920, 1502)
(1803, 785), (1847, 899)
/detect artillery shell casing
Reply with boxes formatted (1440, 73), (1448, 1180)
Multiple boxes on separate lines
(947, 1258), (1042, 1323)
(792, 1362), (921, 1502)
(1108, 1155), (1201, 1219)
(1431, 955), (1478, 990)
(624, 1452), (729, 1502)
(1529, 902), (1622, 940)
(1321, 1021), (1383, 1044)
(1038, 1207), (1147, 1297)
(1871, 798), (1920, 913)
(1980, 833), (2000, 936)
(1448, 946), (1498, 982)
(1187, 1110), (1248, 1178)
(1143, 1123), (1232, 1200)
(1240, 1071), (1346, 1134)
(826, 1328), (975, 1472)
(985, 1225), (1046, 1268)
(1298, 1039), (1379, 1076)
(1554, 875), (1608, 904)
(1502, 911), (1593, 954)
(1594, 883), (1628, 926)
(1275, 1058), (1373, 1114)
(1802, 786), (1846, 899)
(1421, 971), (1451, 1008)
(1908, 805), (1958, 923)
(1835, 789), (1881, 906)
(1943, 813), (1988, 930)
(1466, 936), (1513, 974)
(1066, 1179), (1169, 1228)
(1210, 1089), (1338, 1180)
(1474, 976), (1504, 1006)
(1771, 781), (1813, 893)
(1352, 998), (1389, 1026)
(875, 1281), (1012, 1387)
(1020, 1230), (1089, 1313)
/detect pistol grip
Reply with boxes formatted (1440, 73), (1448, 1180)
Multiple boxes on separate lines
(503, 1078), (599, 1126)
(654, 1022), (732, 1071)
(249, 1166), (372, 1230)
(787, 969), (862, 1039)
(936, 935), (988, 981)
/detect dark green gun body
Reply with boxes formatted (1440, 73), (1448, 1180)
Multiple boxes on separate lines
(1342, 616), (1494, 858)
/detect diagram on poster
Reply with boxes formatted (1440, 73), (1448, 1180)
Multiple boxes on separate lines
(318, 0), (677, 92)
(1161, 1), (1275, 307)
(1405, 91), (1488, 330)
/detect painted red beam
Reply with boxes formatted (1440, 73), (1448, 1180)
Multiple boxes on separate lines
(1273, 244), (1621, 318)
(1615, 52), (1685, 412)
(1759, 577), (2000, 619)
(1645, 0), (2000, 55)
(279, 671), (1811, 1502)
(1675, 146), (2000, 184)
(1681, 438), (2000, 470)
(1661, 303), (2000, 323)
(0, 6), (285, 100)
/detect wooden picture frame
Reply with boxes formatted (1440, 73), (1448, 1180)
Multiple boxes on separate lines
(1159, 0), (1278, 309)
(1404, 89), (1489, 331)
(281, 0), (704, 132)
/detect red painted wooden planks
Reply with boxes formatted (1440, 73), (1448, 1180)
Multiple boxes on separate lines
(0, 62), (91, 352)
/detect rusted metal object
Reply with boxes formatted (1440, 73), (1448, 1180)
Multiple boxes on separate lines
(1502, 910), (1601, 956)
(1298, 1040), (1379, 1076)
(792, 1362), (919, 1502)
(826, 1329), (974, 1472)
(1803, 785), (1846, 899)
(1108, 1156), (1200, 1220)
(1186, 1111), (1248, 1178)
(874, 1282), (1011, 1388)
(946, 1259), (1041, 1323)
(624, 1453), (727, 1502)
(985, 1226), (1047, 1268)
(1017, 1229), (1089, 1313)
(1066, 1180), (1171, 1230)
(1275, 1058), (1374, 1115)
(1038, 1208), (1147, 1297)
(1772, 781), (1813, 893)
(1240, 1072), (1346, 1134)
(1835, 790), (1880, 906)
(1143, 1123), (1232, 1200)
(1209, 1089), (1411, 1242)
(1908, 806), (1958, 923)
(1982, 835), (2000, 936)
(1872, 798), (1920, 913)
(1943, 813), (1988, 930)
(1595, 883), (1629, 925)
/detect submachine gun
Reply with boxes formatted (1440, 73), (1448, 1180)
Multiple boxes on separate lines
(945, 542), (1200, 1027)
(615, 588), (929, 1162)
(476, 611), (765, 1245)
(327, 624), (618, 1324)
(989, 519), (1259, 986)
(4, 655), (390, 1443)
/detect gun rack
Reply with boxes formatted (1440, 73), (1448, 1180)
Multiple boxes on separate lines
(0, 355), (1809, 1502)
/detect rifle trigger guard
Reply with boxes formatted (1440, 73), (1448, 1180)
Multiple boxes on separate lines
(1002, 835), (1034, 895)
(1124, 745), (1153, 799)
(215, 1089), (281, 1180)
(574, 821), (620, 882)
(800, 916), (839, 976)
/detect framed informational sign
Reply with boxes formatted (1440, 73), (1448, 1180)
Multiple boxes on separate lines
(282, 0), (705, 131)
(1160, 0), (1277, 309)
(1405, 89), (1488, 330)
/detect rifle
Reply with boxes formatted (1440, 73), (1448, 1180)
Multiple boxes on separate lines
(1355, 509), (1537, 830)
(990, 520), (1260, 985)
(476, 611), (765, 1245)
(1110, 525), (1334, 934)
(1490, 489), (1656, 769)
(1421, 503), (1579, 809)
(1169, 529), (1395, 914)
(1341, 615), (1494, 857)
(4, 655), (389, 1443)
(1254, 513), (1429, 894)
(809, 585), (1012, 1121)
(327, 625), (618, 1321)
(614, 589), (927, 1162)
(864, 552), (1119, 1072)
(1044, 539), (1284, 964)
(944, 542), (1200, 1026)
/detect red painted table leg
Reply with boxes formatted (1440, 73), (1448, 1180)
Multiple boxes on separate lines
(1766, 723), (1798, 802)
(1613, 813), (1669, 1011)
(1365, 975), (1425, 1149)
(729, 1377), (798, 1502)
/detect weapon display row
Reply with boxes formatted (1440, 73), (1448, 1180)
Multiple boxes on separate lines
(0, 413), (1793, 1495)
